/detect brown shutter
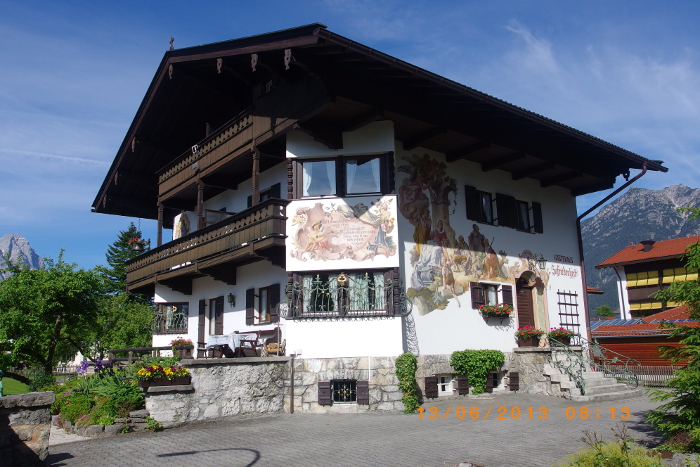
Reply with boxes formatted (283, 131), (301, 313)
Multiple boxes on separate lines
(318, 382), (332, 406)
(496, 193), (517, 228)
(246, 288), (255, 325)
(268, 182), (281, 199)
(424, 376), (438, 399)
(356, 380), (369, 405)
(532, 202), (543, 233)
(198, 299), (206, 343)
(246, 195), (252, 208)
(470, 282), (484, 309)
(485, 373), (495, 393)
(269, 283), (280, 323)
(384, 269), (399, 316)
(215, 296), (224, 335)
(464, 185), (480, 221)
(502, 285), (513, 306)
(508, 372), (520, 391)
(456, 375), (469, 395)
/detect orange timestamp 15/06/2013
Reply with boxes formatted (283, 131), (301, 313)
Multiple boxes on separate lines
(417, 406), (632, 420)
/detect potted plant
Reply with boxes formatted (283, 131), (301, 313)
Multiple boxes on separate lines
(548, 327), (576, 346)
(479, 304), (513, 319)
(128, 237), (149, 251)
(514, 326), (544, 347)
(170, 336), (194, 358)
(136, 365), (191, 387)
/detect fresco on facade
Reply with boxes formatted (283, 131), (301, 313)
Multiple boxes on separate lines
(398, 153), (549, 315)
(173, 212), (191, 240)
(287, 196), (398, 271)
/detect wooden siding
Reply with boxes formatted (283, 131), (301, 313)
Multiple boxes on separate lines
(126, 198), (288, 290)
(594, 336), (685, 365)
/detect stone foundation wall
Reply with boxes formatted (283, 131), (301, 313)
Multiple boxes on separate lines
(0, 391), (55, 467)
(511, 348), (555, 395)
(145, 357), (289, 425)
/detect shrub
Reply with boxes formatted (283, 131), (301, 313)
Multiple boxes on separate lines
(395, 352), (419, 414)
(29, 369), (56, 392)
(450, 350), (504, 394)
(60, 391), (95, 423)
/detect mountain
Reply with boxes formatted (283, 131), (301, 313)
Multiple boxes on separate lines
(0, 234), (43, 279)
(582, 184), (700, 313)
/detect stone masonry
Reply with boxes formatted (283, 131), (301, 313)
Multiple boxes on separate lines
(0, 391), (55, 467)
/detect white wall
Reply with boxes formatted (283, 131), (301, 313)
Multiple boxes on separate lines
(286, 121), (394, 158)
(614, 266), (630, 320)
(395, 144), (586, 355)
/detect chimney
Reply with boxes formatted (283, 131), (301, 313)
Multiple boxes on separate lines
(640, 240), (655, 252)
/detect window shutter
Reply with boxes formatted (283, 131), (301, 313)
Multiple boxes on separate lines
(246, 288), (255, 325)
(247, 195), (252, 209)
(424, 376), (438, 399)
(269, 183), (281, 199)
(532, 202), (543, 233)
(508, 372), (520, 391)
(269, 283), (280, 323)
(502, 285), (513, 306)
(470, 282), (484, 309)
(495, 193), (517, 228)
(485, 373), (495, 393)
(318, 382), (332, 406)
(464, 185), (480, 221)
(356, 380), (369, 405)
(198, 299), (206, 342)
(384, 269), (399, 316)
(456, 375), (469, 395)
(215, 296), (224, 335)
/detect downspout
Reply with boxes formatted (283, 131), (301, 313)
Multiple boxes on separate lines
(576, 162), (647, 340)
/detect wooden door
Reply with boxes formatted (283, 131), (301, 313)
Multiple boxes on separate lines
(516, 278), (535, 328)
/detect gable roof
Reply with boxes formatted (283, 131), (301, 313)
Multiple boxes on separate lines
(92, 24), (668, 220)
(596, 235), (700, 269)
(591, 305), (698, 336)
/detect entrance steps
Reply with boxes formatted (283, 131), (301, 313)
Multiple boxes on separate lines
(544, 363), (644, 402)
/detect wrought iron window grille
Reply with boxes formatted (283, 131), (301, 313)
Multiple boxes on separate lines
(153, 303), (189, 334)
(280, 271), (412, 320)
(332, 380), (357, 403)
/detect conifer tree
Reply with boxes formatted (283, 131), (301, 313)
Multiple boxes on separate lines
(98, 222), (150, 295)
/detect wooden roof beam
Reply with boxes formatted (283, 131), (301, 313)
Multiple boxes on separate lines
(446, 141), (490, 163)
(512, 162), (555, 181)
(294, 121), (343, 150)
(481, 152), (526, 172)
(540, 171), (583, 188)
(337, 107), (383, 133)
(403, 126), (448, 151)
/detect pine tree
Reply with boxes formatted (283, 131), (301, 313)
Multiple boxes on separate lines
(98, 222), (150, 295)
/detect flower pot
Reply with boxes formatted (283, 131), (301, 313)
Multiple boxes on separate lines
(482, 312), (511, 319)
(174, 376), (191, 385)
(517, 336), (540, 347)
(551, 336), (571, 346)
(173, 345), (194, 359)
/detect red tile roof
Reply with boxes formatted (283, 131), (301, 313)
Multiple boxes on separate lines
(586, 286), (605, 294)
(596, 235), (700, 269)
(641, 305), (692, 323)
(591, 306), (698, 337)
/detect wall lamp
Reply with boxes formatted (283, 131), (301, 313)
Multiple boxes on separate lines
(227, 293), (236, 308)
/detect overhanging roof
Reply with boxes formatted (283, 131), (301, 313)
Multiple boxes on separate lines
(93, 23), (668, 220)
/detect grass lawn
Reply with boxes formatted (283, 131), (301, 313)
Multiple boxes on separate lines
(2, 377), (29, 395)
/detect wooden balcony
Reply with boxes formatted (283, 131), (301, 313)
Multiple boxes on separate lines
(126, 198), (289, 295)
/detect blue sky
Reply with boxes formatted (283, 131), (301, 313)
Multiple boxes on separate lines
(1, 0), (699, 269)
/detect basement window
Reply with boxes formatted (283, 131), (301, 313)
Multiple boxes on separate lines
(332, 380), (357, 403)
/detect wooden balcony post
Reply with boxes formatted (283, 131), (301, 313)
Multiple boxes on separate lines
(157, 203), (164, 247)
(197, 180), (205, 229)
(251, 146), (260, 206)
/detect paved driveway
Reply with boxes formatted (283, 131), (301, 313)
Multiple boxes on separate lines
(47, 393), (666, 467)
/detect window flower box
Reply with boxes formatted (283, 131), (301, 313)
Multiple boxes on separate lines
(479, 304), (513, 319)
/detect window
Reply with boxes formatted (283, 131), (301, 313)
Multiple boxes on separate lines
(154, 303), (189, 334)
(470, 282), (513, 309)
(208, 297), (224, 335)
(299, 154), (389, 198)
(247, 183), (281, 208)
(288, 270), (397, 318)
(245, 284), (281, 325)
(516, 200), (530, 231)
(318, 380), (369, 405)
(466, 186), (543, 233)
(333, 380), (357, 403)
(438, 375), (453, 396)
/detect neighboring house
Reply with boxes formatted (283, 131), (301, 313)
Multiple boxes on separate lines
(596, 236), (700, 319)
(92, 24), (666, 406)
(591, 305), (698, 365)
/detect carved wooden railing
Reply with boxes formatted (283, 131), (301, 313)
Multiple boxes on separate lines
(158, 107), (254, 196)
(126, 198), (288, 285)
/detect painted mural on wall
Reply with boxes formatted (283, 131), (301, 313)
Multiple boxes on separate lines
(398, 153), (549, 315)
(173, 212), (191, 240)
(286, 195), (399, 272)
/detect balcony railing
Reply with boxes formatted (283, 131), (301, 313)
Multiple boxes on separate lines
(126, 198), (288, 290)
(158, 108), (254, 197)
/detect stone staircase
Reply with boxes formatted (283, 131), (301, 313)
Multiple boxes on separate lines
(544, 361), (644, 402)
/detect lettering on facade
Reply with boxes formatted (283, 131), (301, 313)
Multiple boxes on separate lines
(549, 265), (579, 278)
(553, 254), (574, 263)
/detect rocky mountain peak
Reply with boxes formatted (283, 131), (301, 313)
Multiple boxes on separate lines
(0, 234), (43, 280)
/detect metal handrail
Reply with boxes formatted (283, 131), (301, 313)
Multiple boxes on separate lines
(548, 338), (587, 395)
